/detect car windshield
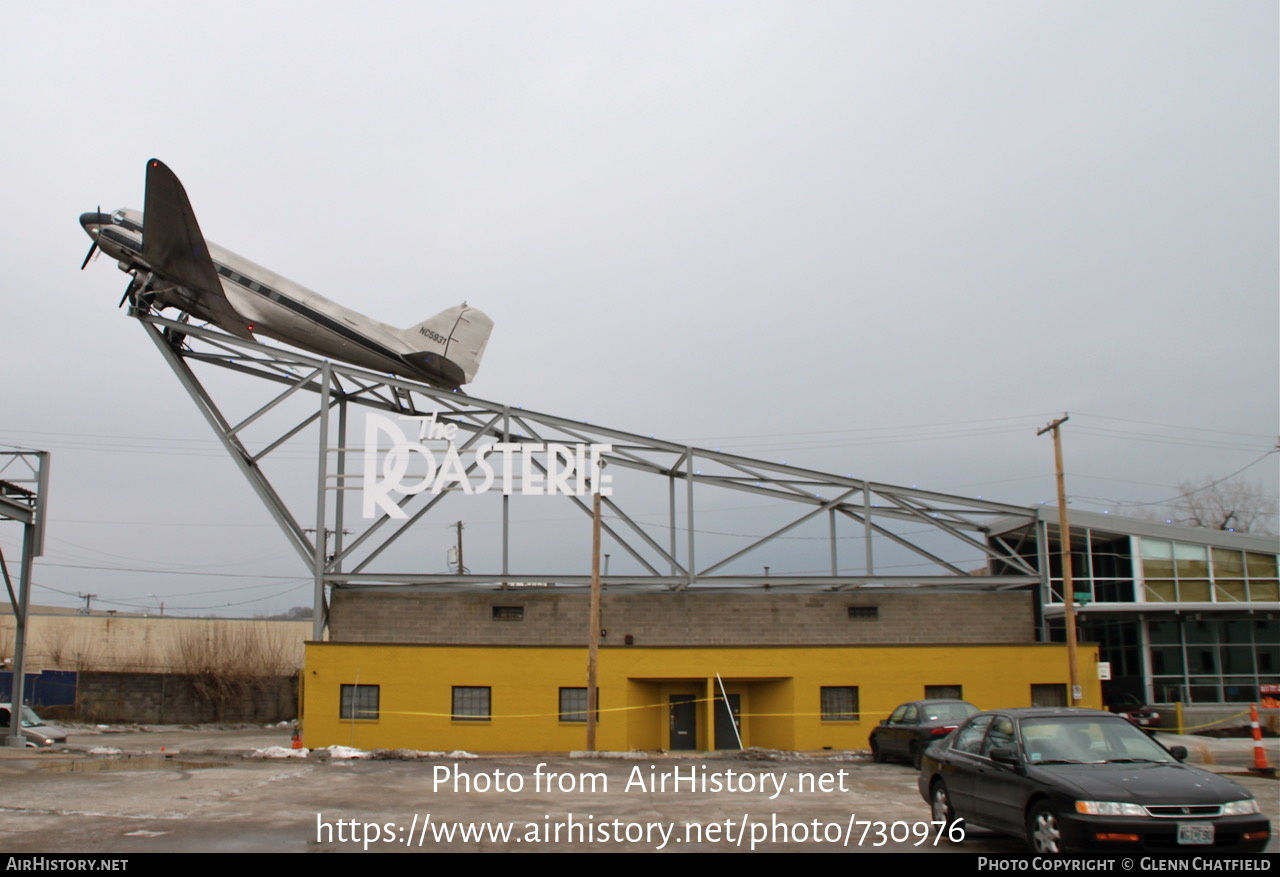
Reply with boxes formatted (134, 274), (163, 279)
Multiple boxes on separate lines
(1, 707), (45, 729)
(1021, 717), (1175, 764)
(924, 703), (977, 722)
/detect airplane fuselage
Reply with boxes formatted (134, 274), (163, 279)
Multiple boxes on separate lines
(80, 164), (491, 391)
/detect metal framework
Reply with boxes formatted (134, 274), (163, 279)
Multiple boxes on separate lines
(0, 448), (49, 747)
(136, 310), (1041, 638)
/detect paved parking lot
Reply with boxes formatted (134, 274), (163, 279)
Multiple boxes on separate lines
(0, 726), (1274, 853)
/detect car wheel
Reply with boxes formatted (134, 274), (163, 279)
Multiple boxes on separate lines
(870, 738), (885, 763)
(1027, 801), (1068, 855)
(931, 780), (961, 830)
(910, 741), (923, 769)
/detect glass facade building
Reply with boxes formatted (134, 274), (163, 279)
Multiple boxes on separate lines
(989, 509), (1279, 706)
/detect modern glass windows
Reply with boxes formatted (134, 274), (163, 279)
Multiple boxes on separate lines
(1140, 539), (1278, 603)
(1147, 618), (1280, 703)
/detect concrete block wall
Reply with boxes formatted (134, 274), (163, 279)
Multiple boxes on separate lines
(67, 672), (297, 724)
(328, 589), (1034, 646)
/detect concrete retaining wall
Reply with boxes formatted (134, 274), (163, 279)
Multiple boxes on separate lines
(41, 672), (298, 725)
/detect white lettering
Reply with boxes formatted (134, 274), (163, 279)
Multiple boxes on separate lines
(362, 414), (612, 517)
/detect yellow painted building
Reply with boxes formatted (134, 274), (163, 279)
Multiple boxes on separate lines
(302, 641), (1100, 752)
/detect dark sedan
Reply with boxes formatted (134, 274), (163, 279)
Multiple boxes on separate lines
(870, 699), (978, 768)
(918, 708), (1270, 855)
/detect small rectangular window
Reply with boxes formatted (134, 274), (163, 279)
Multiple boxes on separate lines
(492, 606), (524, 620)
(558, 687), (599, 723)
(848, 606), (879, 620)
(452, 686), (491, 721)
(925, 685), (963, 700)
(821, 686), (859, 721)
(340, 684), (379, 720)
(1030, 684), (1067, 707)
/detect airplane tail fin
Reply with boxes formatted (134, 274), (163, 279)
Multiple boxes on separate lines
(142, 159), (254, 340)
(405, 304), (494, 385)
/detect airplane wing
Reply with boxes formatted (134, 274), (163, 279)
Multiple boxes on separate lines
(142, 159), (255, 340)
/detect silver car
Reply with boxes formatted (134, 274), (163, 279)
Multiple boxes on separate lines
(0, 703), (67, 747)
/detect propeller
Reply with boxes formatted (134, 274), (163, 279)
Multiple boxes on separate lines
(79, 205), (102, 270)
(118, 273), (147, 309)
(79, 240), (99, 270)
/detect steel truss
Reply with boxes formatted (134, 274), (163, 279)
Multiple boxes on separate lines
(136, 310), (1040, 637)
(0, 448), (48, 747)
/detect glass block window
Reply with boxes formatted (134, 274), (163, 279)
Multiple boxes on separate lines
(452, 686), (491, 722)
(340, 684), (379, 720)
(559, 687), (599, 723)
(1030, 684), (1067, 707)
(820, 686), (859, 721)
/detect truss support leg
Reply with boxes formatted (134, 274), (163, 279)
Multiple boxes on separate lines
(4, 528), (35, 748)
(141, 320), (315, 568)
(829, 508), (838, 575)
(313, 363), (332, 641)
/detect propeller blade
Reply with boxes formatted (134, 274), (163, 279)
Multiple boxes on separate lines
(80, 240), (98, 270)
(81, 205), (104, 270)
(118, 277), (140, 309)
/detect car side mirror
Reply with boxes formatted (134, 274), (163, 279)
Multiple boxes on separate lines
(989, 747), (1021, 767)
(1168, 745), (1188, 762)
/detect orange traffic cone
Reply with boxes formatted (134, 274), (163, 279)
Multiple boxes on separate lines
(1249, 704), (1275, 777)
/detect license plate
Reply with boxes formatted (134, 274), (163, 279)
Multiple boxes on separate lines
(1177, 823), (1214, 845)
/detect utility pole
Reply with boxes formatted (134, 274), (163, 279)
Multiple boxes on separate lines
(586, 489), (602, 751)
(454, 521), (465, 574)
(1037, 415), (1082, 705)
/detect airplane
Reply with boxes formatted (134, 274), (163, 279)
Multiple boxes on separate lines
(79, 159), (493, 391)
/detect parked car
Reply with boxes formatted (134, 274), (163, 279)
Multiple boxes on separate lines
(0, 703), (67, 747)
(870, 699), (978, 768)
(918, 708), (1270, 854)
(1108, 692), (1161, 732)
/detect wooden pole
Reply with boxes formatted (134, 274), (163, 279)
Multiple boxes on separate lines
(586, 490), (602, 751)
(1038, 415), (1081, 705)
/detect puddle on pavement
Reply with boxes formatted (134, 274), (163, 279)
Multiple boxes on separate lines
(32, 755), (226, 773)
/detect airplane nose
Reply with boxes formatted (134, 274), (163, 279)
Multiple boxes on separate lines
(80, 211), (112, 232)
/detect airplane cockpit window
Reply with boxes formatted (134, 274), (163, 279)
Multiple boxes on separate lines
(112, 210), (126, 224)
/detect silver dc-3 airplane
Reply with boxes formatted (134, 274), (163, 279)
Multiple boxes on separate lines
(80, 159), (493, 390)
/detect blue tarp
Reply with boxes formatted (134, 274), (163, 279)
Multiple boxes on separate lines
(0, 670), (77, 707)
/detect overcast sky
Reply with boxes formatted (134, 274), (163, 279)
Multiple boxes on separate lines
(2, 1), (1275, 616)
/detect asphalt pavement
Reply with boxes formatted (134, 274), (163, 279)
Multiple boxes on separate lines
(0, 724), (1273, 854)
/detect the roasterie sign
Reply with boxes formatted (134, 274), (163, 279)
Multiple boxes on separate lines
(363, 413), (612, 519)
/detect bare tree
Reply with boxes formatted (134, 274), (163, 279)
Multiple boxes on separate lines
(1166, 477), (1278, 536)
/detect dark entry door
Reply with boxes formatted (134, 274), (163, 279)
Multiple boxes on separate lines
(669, 695), (697, 750)
(714, 694), (741, 750)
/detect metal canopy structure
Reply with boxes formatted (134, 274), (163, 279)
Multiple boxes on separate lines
(0, 448), (49, 747)
(135, 309), (1041, 638)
